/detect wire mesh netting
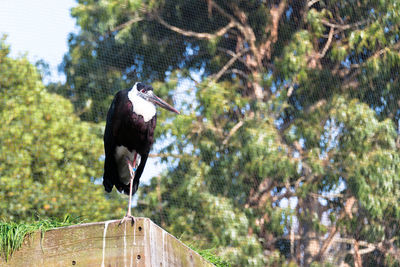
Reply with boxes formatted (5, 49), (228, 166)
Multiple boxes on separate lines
(1, 0), (400, 266)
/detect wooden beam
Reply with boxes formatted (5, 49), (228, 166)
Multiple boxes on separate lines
(0, 218), (214, 267)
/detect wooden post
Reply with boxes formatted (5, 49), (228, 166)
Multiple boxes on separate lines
(0, 218), (214, 267)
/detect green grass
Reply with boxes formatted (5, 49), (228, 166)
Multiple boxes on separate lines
(0, 215), (80, 261)
(189, 245), (231, 267)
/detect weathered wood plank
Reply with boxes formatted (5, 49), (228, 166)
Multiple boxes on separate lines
(0, 218), (213, 267)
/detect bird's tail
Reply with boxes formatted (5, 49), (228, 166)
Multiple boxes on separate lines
(103, 178), (113, 193)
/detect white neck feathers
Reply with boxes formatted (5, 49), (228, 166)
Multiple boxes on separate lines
(128, 85), (156, 122)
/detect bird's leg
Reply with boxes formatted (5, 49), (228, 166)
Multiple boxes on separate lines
(120, 153), (138, 226)
(126, 153), (138, 217)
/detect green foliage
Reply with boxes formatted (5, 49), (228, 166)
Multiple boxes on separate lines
(0, 216), (79, 261)
(139, 160), (266, 266)
(278, 30), (313, 82)
(188, 245), (231, 267)
(9, 0), (400, 265)
(0, 38), (125, 222)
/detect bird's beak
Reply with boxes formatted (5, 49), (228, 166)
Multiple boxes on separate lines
(142, 91), (180, 114)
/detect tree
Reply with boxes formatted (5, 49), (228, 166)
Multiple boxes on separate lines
(0, 37), (125, 222)
(62, 1), (400, 266)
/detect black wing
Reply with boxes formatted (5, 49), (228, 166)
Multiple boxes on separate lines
(126, 113), (156, 195)
(103, 92), (120, 193)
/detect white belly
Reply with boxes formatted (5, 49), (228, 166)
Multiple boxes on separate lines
(114, 146), (141, 185)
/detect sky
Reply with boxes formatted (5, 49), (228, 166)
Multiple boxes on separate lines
(0, 0), (77, 82)
(0, 0), (164, 184)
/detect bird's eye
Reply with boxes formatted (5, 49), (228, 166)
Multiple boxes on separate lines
(141, 89), (146, 93)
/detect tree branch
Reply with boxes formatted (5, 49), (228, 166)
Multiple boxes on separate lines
(114, 17), (143, 32)
(341, 41), (400, 90)
(104, 16), (143, 37)
(206, 0), (236, 22)
(278, 98), (327, 135)
(309, 192), (343, 199)
(217, 47), (251, 69)
(230, 2), (262, 68)
(320, 18), (367, 31)
(316, 226), (338, 261)
(371, 41), (400, 59)
(285, 234), (388, 257)
(154, 14), (235, 40)
(222, 120), (244, 145)
(212, 48), (250, 82)
(227, 69), (249, 80)
(315, 196), (356, 261)
(319, 26), (334, 58)
(148, 153), (190, 159)
(308, 0), (320, 7)
(205, 0), (262, 69)
(354, 240), (363, 267)
(259, 0), (287, 60)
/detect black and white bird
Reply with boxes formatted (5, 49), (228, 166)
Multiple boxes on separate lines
(103, 82), (179, 223)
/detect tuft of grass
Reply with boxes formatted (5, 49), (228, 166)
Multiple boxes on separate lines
(0, 215), (81, 261)
(189, 245), (231, 267)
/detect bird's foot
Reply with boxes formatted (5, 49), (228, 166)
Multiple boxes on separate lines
(119, 214), (135, 226)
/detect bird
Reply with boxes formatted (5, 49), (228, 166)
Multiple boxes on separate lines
(103, 82), (179, 224)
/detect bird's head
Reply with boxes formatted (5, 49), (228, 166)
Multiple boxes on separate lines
(134, 82), (180, 114)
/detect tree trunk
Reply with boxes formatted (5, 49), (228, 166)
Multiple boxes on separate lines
(301, 196), (320, 266)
